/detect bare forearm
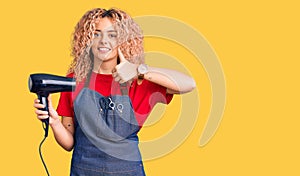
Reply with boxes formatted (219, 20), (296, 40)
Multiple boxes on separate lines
(50, 119), (74, 151)
(144, 67), (196, 94)
(113, 49), (196, 93)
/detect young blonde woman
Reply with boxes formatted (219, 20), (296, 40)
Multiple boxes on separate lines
(34, 8), (195, 175)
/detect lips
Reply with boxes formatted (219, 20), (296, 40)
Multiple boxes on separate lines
(98, 47), (111, 53)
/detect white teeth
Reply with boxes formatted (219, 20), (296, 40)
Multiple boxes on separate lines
(98, 47), (110, 51)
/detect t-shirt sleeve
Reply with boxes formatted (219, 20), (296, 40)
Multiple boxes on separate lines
(130, 79), (174, 126)
(144, 80), (173, 105)
(56, 91), (74, 117)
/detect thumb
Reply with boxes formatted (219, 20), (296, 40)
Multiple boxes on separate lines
(118, 48), (127, 63)
(47, 95), (54, 109)
(47, 95), (58, 118)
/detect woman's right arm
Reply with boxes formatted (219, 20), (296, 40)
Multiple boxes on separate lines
(34, 96), (74, 151)
(50, 116), (74, 151)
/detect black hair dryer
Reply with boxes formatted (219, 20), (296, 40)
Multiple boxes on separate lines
(28, 73), (76, 137)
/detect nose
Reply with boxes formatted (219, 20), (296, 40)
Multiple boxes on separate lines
(99, 33), (108, 44)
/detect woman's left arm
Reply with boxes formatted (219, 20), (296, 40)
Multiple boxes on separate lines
(113, 49), (196, 94)
(142, 66), (196, 94)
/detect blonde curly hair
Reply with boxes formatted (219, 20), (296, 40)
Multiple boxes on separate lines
(68, 8), (144, 82)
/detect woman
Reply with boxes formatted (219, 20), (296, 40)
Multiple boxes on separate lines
(34, 8), (195, 175)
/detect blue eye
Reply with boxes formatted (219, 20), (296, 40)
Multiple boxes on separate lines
(94, 33), (100, 38)
(109, 34), (117, 38)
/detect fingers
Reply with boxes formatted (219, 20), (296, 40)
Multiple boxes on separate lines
(33, 99), (45, 109)
(114, 76), (121, 82)
(112, 73), (131, 84)
(112, 70), (118, 77)
(119, 80), (126, 84)
(33, 98), (47, 120)
(112, 71), (126, 83)
(35, 109), (49, 119)
(112, 66), (124, 83)
(33, 96), (59, 121)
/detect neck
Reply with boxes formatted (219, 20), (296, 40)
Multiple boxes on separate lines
(93, 57), (118, 74)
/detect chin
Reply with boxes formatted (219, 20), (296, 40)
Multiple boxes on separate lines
(97, 55), (116, 62)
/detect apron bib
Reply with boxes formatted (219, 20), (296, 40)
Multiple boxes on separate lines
(70, 82), (145, 176)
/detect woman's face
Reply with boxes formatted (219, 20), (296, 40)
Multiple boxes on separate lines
(91, 17), (119, 63)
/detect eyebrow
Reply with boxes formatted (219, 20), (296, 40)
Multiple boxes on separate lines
(95, 29), (117, 33)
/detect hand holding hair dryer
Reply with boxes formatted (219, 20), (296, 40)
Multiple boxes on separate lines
(28, 73), (76, 137)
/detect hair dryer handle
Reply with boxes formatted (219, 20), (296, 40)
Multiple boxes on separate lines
(38, 93), (49, 137)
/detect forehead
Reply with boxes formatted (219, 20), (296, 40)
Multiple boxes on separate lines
(95, 17), (115, 31)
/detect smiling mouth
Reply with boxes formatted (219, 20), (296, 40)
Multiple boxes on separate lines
(97, 47), (111, 53)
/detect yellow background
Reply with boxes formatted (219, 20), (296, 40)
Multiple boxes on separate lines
(1, 0), (299, 175)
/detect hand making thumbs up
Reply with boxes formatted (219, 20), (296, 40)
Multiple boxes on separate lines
(112, 48), (139, 83)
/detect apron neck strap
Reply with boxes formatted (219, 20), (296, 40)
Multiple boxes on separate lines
(119, 83), (128, 96)
(84, 71), (92, 88)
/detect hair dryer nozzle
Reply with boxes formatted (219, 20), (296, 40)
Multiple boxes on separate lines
(28, 73), (76, 94)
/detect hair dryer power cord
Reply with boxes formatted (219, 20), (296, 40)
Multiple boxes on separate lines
(39, 123), (50, 176)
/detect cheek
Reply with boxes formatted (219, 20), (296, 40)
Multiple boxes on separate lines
(110, 48), (118, 57)
(109, 38), (118, 48)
